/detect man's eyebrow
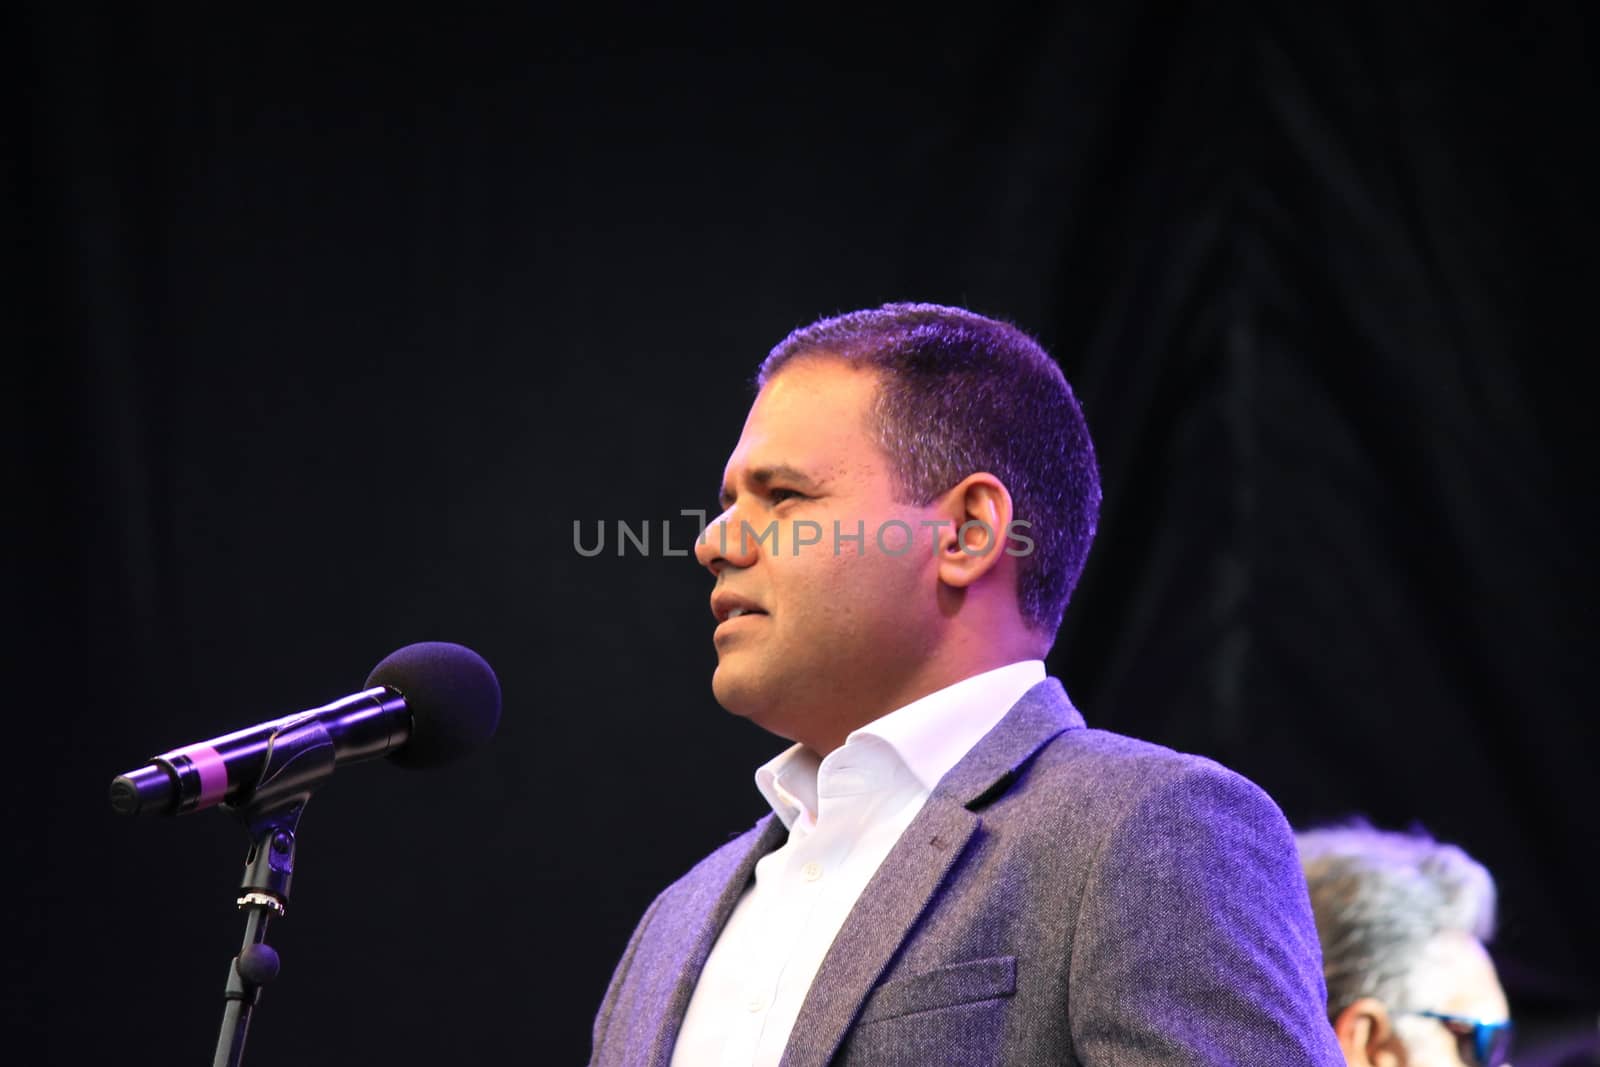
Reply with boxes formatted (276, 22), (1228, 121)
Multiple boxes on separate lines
(718, 464), (822, 508)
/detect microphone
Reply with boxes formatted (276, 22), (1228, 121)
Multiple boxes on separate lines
(108, 642), (501, 817)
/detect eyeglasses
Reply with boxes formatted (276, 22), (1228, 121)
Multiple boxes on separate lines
(1404, 1011), (1513, 1067)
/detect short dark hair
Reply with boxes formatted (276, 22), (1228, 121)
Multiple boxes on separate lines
(759, 302), (1100, 635)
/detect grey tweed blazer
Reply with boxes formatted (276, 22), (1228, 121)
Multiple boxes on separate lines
(590, 679), (1344, 1066)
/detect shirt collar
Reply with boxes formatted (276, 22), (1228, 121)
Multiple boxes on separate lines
(753, 660), (1047, 830)
(756, 745), (821, 833)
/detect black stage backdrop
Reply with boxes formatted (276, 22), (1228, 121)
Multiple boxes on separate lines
(9, 5), (1596, 1065)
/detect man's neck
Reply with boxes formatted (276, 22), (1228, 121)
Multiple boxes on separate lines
(796, 648), (1043, 757)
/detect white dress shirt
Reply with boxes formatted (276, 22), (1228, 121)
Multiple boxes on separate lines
(670, 660), (1047, 1067)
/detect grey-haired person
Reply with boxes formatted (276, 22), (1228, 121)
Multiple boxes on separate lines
(1298, 824), (1512, 1067)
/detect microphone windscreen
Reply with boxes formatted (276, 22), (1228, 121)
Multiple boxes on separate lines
(365, 642), (502, 769)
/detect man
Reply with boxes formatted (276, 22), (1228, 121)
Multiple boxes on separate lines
(590, 303), (1343, 1065)
(1297, 824), (1512, 1067)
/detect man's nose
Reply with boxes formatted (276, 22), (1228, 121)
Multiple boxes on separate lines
(694, 508), (760, 572)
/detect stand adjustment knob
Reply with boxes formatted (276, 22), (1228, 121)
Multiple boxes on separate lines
(237, 943), (281, 987)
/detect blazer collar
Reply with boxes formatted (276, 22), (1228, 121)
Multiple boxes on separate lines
(932, 676), (1086, 808)
(778, 677), (1085, 1067)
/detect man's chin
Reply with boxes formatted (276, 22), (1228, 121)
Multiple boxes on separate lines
(710, 662), (791, 735)
(710, 660), (760, 716)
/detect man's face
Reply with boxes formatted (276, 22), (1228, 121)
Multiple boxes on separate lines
(1392, 932), (1511, 1067)
(694, 357), (946, 750)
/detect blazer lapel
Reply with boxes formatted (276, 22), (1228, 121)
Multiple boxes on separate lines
(777, 678), (1085, 1066)
(644, 814), (789, 1066)
(778, 798), (979, 1067)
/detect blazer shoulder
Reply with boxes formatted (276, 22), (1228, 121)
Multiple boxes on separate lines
(1047, 732), (1343, 1065)
(1023, 726), (1288, 834)
(1046, 725), (1268, 787)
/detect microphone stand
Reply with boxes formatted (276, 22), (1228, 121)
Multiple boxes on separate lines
(211, 715), (339, 1067)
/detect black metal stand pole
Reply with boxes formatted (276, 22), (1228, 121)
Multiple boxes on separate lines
(212, 815), (300, 1067)
(214, 906), (275, 1067)
(209, 714), (336, 1067)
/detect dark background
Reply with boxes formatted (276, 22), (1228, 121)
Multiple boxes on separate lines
(9, 4), (1596, 1064)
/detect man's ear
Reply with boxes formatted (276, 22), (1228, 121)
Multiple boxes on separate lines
(933, 473), (1014, 589)
(1333, 997), (1406, 1067)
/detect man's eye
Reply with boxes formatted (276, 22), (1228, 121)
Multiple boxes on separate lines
(769, 488), (804, 503)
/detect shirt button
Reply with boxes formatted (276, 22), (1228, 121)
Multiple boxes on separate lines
(802, 861), (823, 882)
(746, 996), (766, 1013)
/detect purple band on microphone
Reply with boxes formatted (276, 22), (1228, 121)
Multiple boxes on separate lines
(165, 744), (230, 808)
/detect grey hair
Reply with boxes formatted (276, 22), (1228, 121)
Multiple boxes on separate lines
(1296, 821), (1498, 1018)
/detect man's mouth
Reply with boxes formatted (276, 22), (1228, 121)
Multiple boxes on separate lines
(711, 591), (769, 624)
